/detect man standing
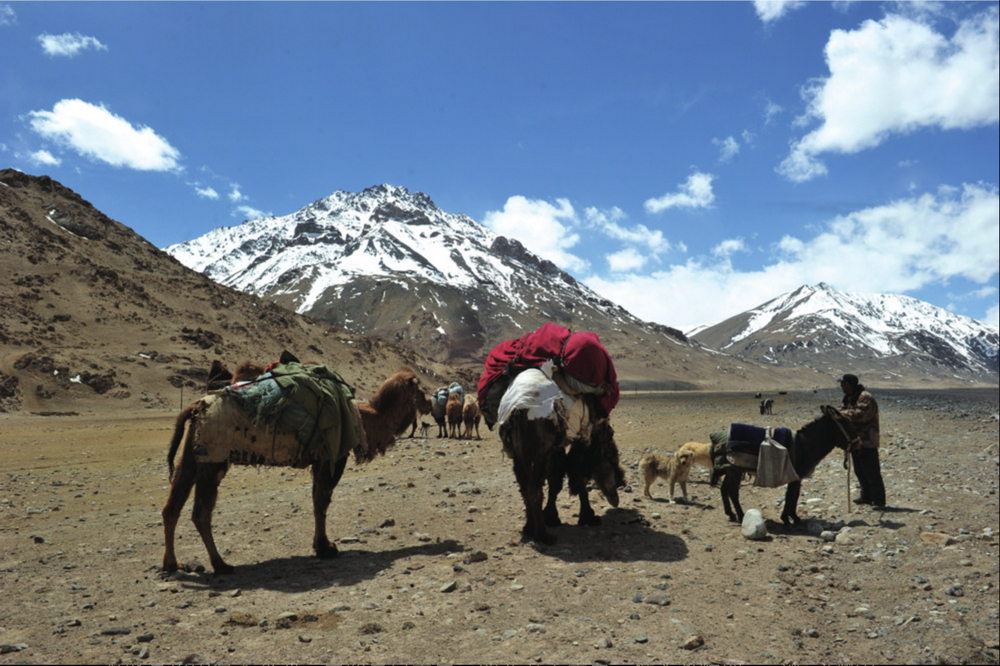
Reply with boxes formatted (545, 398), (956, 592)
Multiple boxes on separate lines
(840, 373), (886, 509)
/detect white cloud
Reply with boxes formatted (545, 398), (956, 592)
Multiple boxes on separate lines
(713, 136), (740, 163)
(644, 172), (716, 213)
(586, 183), (999, 331)
(607, 248), (648, 273)
(1, 4), (16, 26)
(986, 303), (999, 328)
(29, 150), (61, 166)
(483, 196), (587, 273)
(195, 186), (219, 200)
(779, 10), (1000, 182)
(584, 206), (671, 255)
(754, 1), (807, 24)
(764, 100), (783, 125)
(27, 99), (181, 171)
(229, 185), (246, 203)
(712, 238), (748, 258)
(38, 33), (107, 57)
(233, 205), (268, 220)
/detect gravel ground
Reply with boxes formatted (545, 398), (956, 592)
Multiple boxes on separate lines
(1, 388), (997, 665)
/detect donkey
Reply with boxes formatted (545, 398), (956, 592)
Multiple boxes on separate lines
(717, 405), (861, 529)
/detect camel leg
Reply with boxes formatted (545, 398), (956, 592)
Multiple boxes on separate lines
(161, 450), (198, 573)
(543, 449), (567, 527)
(191, 463), (232, 574)
(311, 456), (348, 558)
(408, 415), (417, 438)
(781, 480), (803, 530)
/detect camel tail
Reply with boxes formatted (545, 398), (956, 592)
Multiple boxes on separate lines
(167, 404), (198, 481)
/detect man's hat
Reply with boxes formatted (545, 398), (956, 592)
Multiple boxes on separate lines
(839, 373), (859, 385)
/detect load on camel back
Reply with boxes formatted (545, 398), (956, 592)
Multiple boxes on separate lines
(191, 350), (365, 474)
(477, 321), (620, 431)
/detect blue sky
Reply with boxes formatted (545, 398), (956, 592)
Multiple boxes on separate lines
(3, 1), (998, 331)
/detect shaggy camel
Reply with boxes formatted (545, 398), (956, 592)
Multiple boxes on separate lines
(499, 368), (626, 545)
(462, 394), (481, 440)
(446, 391), (464, 439)
(161, 365), (429, 574)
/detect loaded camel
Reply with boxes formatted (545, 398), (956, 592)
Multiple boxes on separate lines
(498, 367), (626, 545)
(161, 364), (430, 574)
(714, 405), (861, 529)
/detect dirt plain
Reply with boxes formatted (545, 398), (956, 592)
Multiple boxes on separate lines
(1, 387), (998, 665)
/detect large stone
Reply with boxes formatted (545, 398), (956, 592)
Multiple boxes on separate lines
(919, 531), (956, 546)
(741, 509), (768, 541)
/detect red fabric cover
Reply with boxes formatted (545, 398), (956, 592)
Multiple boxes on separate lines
(477, 322), (619, 416)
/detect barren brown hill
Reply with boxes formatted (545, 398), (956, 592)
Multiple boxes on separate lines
(2, 170), (829, 417)
(0, 169), (461, 414)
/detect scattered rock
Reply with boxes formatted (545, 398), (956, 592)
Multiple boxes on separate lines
(919, 532), (956, 546)
(681, 634), (705, 650)
(741, 509), (768, 541)
(463, 549), (488, 564)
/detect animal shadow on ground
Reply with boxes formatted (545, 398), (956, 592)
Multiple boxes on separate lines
(533, 507), (690, 564)
(163, 540), (464, 593)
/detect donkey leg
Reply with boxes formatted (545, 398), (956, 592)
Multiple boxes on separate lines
(311, 457), (348, 559)
(722, 471), (744, 523)
(781, 481), (803, 530)
(191, 463), (233, 574)
(161, 452), (197, 573)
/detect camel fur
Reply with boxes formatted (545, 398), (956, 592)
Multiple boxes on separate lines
(161, 366), (428, 575)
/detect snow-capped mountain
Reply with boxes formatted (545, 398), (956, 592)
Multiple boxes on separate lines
(165, 185), (697, 375)
(691, 283), (999, 385)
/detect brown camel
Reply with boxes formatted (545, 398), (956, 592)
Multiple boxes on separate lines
(161, 365), (429, 574)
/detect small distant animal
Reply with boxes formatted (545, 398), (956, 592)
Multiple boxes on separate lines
(760, 398), (774, 415)
(419, 421), (431, 438)
(462, 395), (481, 440)
(446, 392), (464, 438)
(639, 450), (694, 503)
(678, 441), (714, 481)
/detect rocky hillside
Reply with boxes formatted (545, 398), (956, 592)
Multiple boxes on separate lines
(0, 170), (459, 414)
(691, 283), (999, 388)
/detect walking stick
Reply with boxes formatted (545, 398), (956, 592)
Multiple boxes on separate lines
(844, 450), (852, 514)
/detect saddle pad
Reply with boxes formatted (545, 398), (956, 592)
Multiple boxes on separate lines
(497, 365), (591, 442)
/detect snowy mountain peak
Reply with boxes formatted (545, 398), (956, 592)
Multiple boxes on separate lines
(164, 184), (687, 366)
(693, 283), (998, 384)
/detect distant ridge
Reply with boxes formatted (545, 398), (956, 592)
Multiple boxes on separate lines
(691, 283), (998, 386)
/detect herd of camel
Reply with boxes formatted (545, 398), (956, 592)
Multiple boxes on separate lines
(161, 358), (862, 574)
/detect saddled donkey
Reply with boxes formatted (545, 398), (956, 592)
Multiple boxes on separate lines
(162, 365), (430, 574)
(499, 368), (626, 545)
(715, 405), (861, 529)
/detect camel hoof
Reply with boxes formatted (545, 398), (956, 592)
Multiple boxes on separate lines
(578, 515), (601, 527)
(212, 562), (236, 575)
(315, 543), (340, 559)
